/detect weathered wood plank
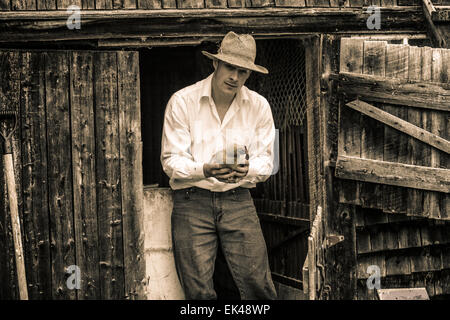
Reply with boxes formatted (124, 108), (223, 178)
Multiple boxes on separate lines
(275, 0), (306, 6)
(360, 41), (386, 212)
(383, 44), (409, 215)
(251, 0), (274, 6)
(336, 72), (450, 112)
(70, 52), (100, 300)
(441, 49), (449, 220)
(404, 45), (425, 279)
(377, 287), (429, 300)
(339, 38), (363, 204)
(228, 0), (246, 7)
(10, 51), (24, 299)
(356, 254), (386, 280)
(345, 100), (450, 155)
(82, 0), (95, 9)
(335, 155), (450, 194)
(305, 0), (329, 6)
(45, 52), (76, 300)
(0, 7), (426, 20)
(12, 0), (36, 10)
(176, 0), (205, 8)
(427, 48), (445, 219)
(380, 0), (396, 6)
(57, 0), (82, 9)
(205, 0), (227, 8)
(0, 51), (21, 300)
(349, 0), (364, 6)
(0, 116), (10, 299)
(419, 47), (436, 220)
(0, 0), (10, 10)
(356, 229), (371, 253)
(94, 52), (125, 300)
(0, 8), (426, 43)
(139, 0), (161, 8)
(161, 0), (176, 8)
(96, 0), (113, 9)
(397, 0), (419, 5)
(112, 0), (136, 9)
(118, 51), (145, 300)
(306, 36), (323, 221)
(363, 0), (381, 5)
(20, 52), (51, 300)
(36, 0), (56, 9)
(406, 46), (424, 217)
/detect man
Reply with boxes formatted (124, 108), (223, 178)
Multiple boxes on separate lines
(160, 31), (277, 300)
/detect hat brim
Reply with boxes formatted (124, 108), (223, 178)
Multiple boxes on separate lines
(202, 51), (269, 74)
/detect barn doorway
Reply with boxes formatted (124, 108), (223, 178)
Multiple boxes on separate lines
(140, 38), (310, 299)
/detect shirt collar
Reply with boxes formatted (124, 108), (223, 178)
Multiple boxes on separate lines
(200, 73), (250, 108)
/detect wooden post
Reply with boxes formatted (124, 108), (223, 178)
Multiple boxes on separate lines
(4, 154), (28, 300)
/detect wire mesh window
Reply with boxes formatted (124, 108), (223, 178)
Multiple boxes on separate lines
(245, 39), (310, 214)
(246, 39), (307, 129)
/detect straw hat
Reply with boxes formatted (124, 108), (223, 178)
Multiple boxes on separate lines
(202, 31), (269, 74)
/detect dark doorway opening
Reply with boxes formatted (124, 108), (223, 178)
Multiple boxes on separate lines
(140, 38), (310, 299)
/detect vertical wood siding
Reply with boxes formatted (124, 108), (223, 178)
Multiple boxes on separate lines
(0, 50), (143, 300)
(70, 52), (100, 299)
(338, 41), (449, 219)
(117, 51), (145, 300)
(338, 39), (450, 299)
(45, 51), (76, 299)
(94, 51), (124, 299)
(20, 52), (51, 300)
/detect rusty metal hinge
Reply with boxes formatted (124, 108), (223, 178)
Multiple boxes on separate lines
(324, 234), (344, 249)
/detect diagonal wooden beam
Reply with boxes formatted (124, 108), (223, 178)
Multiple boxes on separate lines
(335, 155), (450, 194)
(422, 0), (447, 48)
(345, 99), (450, 154)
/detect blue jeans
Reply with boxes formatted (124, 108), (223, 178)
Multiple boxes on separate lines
(171, 187), (277, 300)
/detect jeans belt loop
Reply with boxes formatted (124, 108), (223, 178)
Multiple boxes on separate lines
(185, 189), (190, 200)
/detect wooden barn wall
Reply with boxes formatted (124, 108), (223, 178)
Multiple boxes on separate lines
(0, 50), (144, 300)
(1, 0), (448, 10)
(355, 208), (450, 300)
(338, 41), (449, 219)
(335, 39), (450, 299)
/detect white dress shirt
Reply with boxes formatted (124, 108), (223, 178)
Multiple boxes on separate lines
(160, 73), (276, 192)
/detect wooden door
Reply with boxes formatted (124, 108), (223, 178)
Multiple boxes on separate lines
(0, 50), (144, 300)
(336, 39), (449, 218)
(335, 38), (450, 299)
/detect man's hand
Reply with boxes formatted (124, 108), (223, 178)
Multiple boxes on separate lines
(231, 159), (249, 181)
(223, 160), (249, 183)
(203, 158), (250, 183)
(203, 163), (233, 179)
